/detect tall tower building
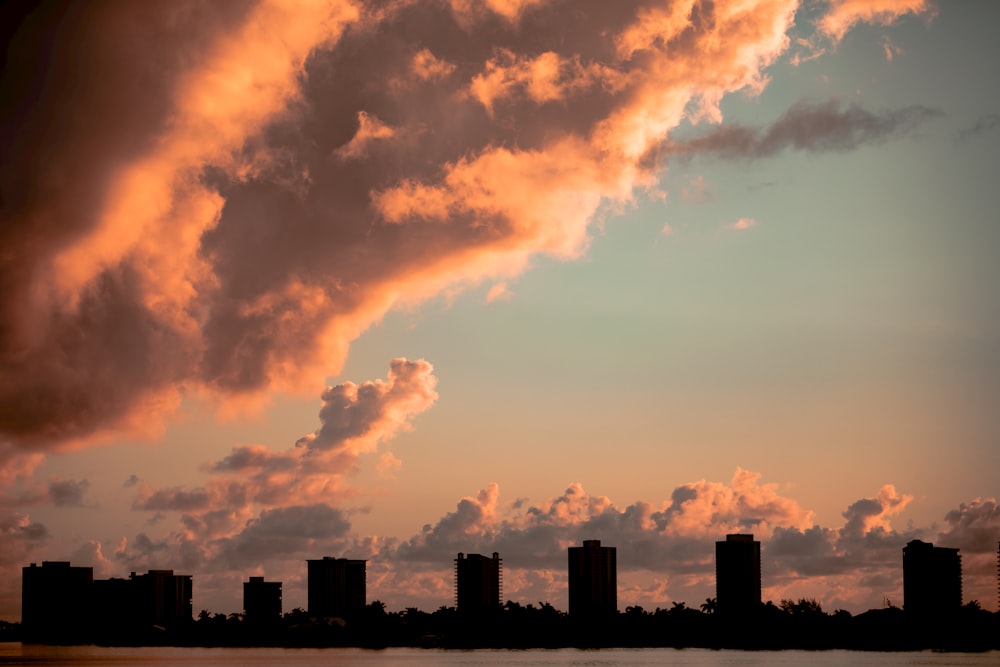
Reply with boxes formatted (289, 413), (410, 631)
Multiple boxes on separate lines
(307, 557), (366, 618)
(568, 539), (617, 617)
(455, 552), (503, 614)
(903, 539), (961, 615)
(715, 534), (761, 616)
(244, 576), (282, 624)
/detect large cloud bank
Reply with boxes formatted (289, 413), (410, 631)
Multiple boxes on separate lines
(1, 0), (936, 463)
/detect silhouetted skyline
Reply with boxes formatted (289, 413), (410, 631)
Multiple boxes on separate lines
(15, 535), (999, 648)
(1, 0), (999, 622)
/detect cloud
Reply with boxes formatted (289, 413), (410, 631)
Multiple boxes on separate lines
(956, 113), (1000, 142)
(115, 359), (436, 593)
(937, 498), (1000, 553)
(213, 503), (353, 569)
(728, 217), (757, 231)
(48, 478), (90, 507)
(1, 0), (813, 465)
(680, 175), (712, 203)
(818, 0), (931, 42)
(295, 358), (438, 454)
(485, 283), (513, 303)
(0, 512), (47, 566)
(840, 484), (911, 539)
(666, 99), (942, 161)
(334, 111), (397, 161)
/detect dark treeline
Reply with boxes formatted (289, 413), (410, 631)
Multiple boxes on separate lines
(7, 599), (999, 651)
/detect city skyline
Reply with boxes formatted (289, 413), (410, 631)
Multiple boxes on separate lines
(2, 0), (999, 620)
(18, 534), (993, 629)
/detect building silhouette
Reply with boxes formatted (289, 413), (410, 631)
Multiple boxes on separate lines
(307, 557), (366, 618)
(902, 539), (962, 615)
(21, 561), (93, 642)
(128, 570), (193, 629)
(715, 534), (761, 616)
(91, 576), (134, 634)
(455, 552), (502, 614)
(244, 576), (282, 624)
(568, 540), (617, 617)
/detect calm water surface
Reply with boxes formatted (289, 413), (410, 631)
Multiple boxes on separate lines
(0, 645), (997, 667)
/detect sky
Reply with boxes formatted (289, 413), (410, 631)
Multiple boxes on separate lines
(1, 0), (999, 621)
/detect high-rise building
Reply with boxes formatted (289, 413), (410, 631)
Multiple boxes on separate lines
(21, 561), (93, 641)
(903, 539), (962, 615)
(715, 534), (761, 616)
(307, 557), (366, 618)
(244, 576), (282, 624)
(128, 570), (193, 628)
(455, 552), (502, 614)
(568, 539), (617, 617)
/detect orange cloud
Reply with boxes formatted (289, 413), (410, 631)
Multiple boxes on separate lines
(0, 0), (933, 486)
(729, 217), (757, 230)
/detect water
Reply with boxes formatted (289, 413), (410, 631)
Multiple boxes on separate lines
(1, 645), (998, 667)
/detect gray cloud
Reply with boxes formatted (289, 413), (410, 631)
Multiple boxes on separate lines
(664, 99), (943, 161)
(212, 503), (352, 569)
(133, 486), (212, 512)
(956, 113), (1000, 141)
(937, 498), (1000, 553)
(48, 478), (90, 507)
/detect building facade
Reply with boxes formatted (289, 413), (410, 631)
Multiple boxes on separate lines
(244, 576), (282, 624)
(903, 539), (962, 615)
(567, 540), (617, 617)
(307, 557), (366, 618)
(129, 570), (194, 628)
(21, 561), (94, 641)
(455, 552), (502, 614)
(715, 534), (761, 616)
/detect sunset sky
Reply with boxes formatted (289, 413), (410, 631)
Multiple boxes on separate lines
(2, 0), (999, 620)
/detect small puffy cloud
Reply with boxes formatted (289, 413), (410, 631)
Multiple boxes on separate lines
(334, 111), (397, 161)
(840, 484), (912, 539)
(485, 283), (513, 303)
(681, 175), (712, 203)
(295, 358), (438, 454)
(48, 478), (90, 507)
(728, 217), (757, 231)
(410, 49), (456, 82)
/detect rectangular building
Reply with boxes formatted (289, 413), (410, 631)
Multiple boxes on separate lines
(128, 570), (193, 629)
(21, 561), (93, 642)
(455, 552), (502, 614)
(715, 534), (761, 616)
(244, 576), (282, 624)
(568, 539), (617, 617)
(903, 539), (962, 615)
(307, 557), (366, 618)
